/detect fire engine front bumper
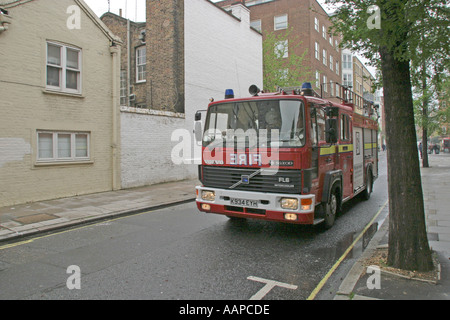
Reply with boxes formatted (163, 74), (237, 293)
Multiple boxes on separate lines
(196, 186), (316, 224)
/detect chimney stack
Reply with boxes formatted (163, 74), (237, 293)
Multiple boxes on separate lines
(146, 0), (185, 113)
(231, 1), (250, 26)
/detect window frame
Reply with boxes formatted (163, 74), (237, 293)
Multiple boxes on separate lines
(250, 19), (262, 32)
(315, 42), (320, 60)
(275, 40), (289, 58)
(343, 54), (352, 69)
(46, 41), (82, 94)
(120, 70), (127, 106)
(274, 14), (288, 31)
(37, 131), (90, 164)
(316, 107), (326, 142)
(343, 73), (352, 87)
(136, 46), (147, 83)
(340, 114), (351, 141)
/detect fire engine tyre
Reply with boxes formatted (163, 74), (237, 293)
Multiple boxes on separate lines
(362, 170), (373, 200)
(323, 186), (339, 229)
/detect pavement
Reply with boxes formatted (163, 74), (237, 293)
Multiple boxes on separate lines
(0, 179), (199, 243)
(0, 153), (449, 300)
(334, 152), (450, 300)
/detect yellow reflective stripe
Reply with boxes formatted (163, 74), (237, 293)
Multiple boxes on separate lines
(320, 143), (376, 156)
(365, 143), (377, 149)
(320, 146), (336, 156)
(320, 144), (354, 156)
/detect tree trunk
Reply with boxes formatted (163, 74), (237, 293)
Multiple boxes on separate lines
(422, 126), (428, 167)
(380, 46), (434, 272)
(422, 63), (429, 168)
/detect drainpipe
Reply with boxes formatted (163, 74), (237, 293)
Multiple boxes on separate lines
(110, 42), (122, 191)
(127, 18), (131, 107)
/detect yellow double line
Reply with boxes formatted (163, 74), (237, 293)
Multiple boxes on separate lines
(307, 199), (389, 300)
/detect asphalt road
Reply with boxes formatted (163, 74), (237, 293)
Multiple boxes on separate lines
(0, 155), (388, 301)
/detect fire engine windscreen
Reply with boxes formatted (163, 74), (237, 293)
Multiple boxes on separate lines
(203, 100), (305, 149)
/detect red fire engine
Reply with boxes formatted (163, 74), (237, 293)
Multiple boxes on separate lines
(195, 83), (379, 229)
(442, 138), (450, 153)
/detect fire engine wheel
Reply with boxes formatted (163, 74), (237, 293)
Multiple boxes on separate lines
(323, 188), (338, 229)
(362, 170), (373, 200)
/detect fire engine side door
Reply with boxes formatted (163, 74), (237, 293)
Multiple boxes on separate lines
(353, 126), (364, 191)
(340, 113), (353, 198)
(372, 129), (378, 178)
(316, 106), (336, 189)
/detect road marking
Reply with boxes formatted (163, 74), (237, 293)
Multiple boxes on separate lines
(307, 199), (389, 300)
(247, 276), (298, 300)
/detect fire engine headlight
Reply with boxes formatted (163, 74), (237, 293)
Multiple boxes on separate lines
(201, 191), (216, 202)
(280, 198), (299, 210)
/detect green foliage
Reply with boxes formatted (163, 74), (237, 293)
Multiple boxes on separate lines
(262, 28), (312, 92)
(412, 61), (449, 137)
(326, 0), (449, 135)
(326, 0), (449, 58)
(436, 76), (450, 135)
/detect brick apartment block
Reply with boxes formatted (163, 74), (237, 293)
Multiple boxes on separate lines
(101, 12), (147, 108)
(217, 0), (342, 97)
(102, 1), (185, 113)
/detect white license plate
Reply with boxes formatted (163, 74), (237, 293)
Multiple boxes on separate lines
(230, 198), (258, 208)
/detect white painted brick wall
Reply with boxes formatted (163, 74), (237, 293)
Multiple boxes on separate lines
(120, 108), (193, 188)
(120, 1), (263, 188)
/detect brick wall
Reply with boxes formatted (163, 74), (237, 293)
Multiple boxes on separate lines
(120, 108), (190, 188)
(146, 0), (185, 113)
(101, 13), (147, 107)
(217, 0), (342, 96)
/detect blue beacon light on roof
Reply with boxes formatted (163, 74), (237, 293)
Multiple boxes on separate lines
(301, 82), (314, 96)
(225, 89), (234, 99)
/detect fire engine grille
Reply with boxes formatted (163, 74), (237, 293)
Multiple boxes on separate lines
(202, 166), (301, 194)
